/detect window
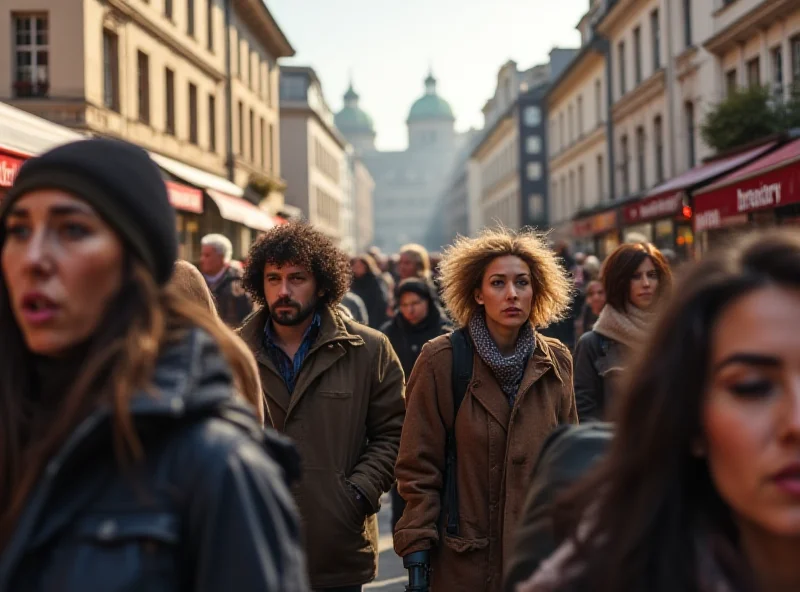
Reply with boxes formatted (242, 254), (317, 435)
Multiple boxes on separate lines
(618, 41), (627, 96)
(559, 113), (565, 151)
(102, 30), (119, 111)
(654, 115), (664, 183)
(683, 0), (692, 48)
(528, 194), (544, 220)
(266, 63), (272, 106)
(247, 47), (253, 89)
(685, 101), (696, 168)
(208, 94), (217, 152)
(772, 47), (783, 97)
(238, 101), (244, 155)
(137, 51), (150, 124)
(526, 136), (541, 154)
(188, 83), (198, 145)
(260, 117), (266, 169)
(206, 0), (213, 50)
(747, 58), (760, 88)
(268, 124), (274, 172)
(249, 108), (255, 162)
(620, 134), (630, 196)
(13, 15), (49, 98)
(568, 171), (576, 215)
(793, 36), (800, 88)
(633, 27), (642, 85)
(187, 0), (195, 36)
(726, 70), (737, 96)
(577, 95), (583, 136)
(636, 126), (646, 191)
(597, 154), (605, 202)
(594, 79), (602, 126)
(578, 165), (585, 210)
(524, 106), (541, 126)
(527, 162), (542, 181)
(164, 0), (173, 19)
(165, 68), (175, 135)
(568, 105), (574, 143)
(651, 9), (661, 70)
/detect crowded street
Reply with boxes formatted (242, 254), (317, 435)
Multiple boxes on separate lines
(1, 0), (800, 591)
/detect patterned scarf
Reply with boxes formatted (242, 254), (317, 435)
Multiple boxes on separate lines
(592, 302), (657, 350)
(468, 311), (535, 406)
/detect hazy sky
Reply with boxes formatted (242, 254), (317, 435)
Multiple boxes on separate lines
(268, 0), (586, 151)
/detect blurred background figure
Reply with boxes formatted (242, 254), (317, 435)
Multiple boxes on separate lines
(199, 233), (253, 328)
(573, 243), (672, 422)
(576, 279), (606, 337)
(351, 253), (390, 329)
(582, 255), (602, 281)
(539, 241), (579, 351)
(397, 243), (432, 282)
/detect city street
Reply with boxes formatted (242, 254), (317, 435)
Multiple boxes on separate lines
(365, 494), (405, 592)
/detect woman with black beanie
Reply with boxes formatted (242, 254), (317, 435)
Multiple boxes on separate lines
(0, 138), (307, 591)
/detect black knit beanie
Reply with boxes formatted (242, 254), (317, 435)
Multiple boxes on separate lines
(0, 138), (177, 285)
(396, 277), (434, 303)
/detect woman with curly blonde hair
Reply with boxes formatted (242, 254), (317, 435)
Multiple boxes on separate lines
(394, 227), (578, 592)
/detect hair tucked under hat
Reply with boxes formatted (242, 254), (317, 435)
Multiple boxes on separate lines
(0, 138), (177, 285)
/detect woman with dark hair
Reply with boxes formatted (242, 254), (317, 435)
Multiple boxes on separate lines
(575, 279), (605, 337)
(350, 253), (390, 329)
(0, 139), (306, 591)
(519, 229), (800, 592)
(573, 242), (671, 421)
(394, 228), (577, 592)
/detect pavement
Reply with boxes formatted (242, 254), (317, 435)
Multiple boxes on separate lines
(364, 494), (405, 591)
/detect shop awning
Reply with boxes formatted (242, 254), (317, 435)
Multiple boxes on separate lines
(207, 189), (275, 231)
(0, 102), (83, 159)
(149, 152), (244, 198)
(0, 152), (25, 188)
(622, 143), (776, 224)
(693, 137), (800, 232)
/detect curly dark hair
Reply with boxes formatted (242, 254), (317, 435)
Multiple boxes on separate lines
(242, 222), (352, 307)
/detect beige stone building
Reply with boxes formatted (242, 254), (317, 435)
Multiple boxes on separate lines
(351, 156), (375, 252)
(0, 0), (293, 260)
(279, 65), (350, 244)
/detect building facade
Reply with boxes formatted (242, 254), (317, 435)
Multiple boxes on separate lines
(335, 72), (462, 253)
(279, 65), (350, 244)
(1, 0), (293, 260)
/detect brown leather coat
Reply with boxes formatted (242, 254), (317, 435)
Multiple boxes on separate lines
(240, 306), (406, 589)
(393, 332), (577, 592)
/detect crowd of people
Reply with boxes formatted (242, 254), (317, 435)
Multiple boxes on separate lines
(2, 137), (800, 592)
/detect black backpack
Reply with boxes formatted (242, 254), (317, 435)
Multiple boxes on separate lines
(442, 327), (473, 536)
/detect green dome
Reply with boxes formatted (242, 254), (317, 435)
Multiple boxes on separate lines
(335, 83), (375, 135)
(407, 71), (455, 123)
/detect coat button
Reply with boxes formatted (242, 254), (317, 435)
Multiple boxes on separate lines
(97, 519), (118, 541)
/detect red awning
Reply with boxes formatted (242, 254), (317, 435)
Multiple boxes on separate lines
(693, 138), (800, 232)
(0, 151), (25, 188)
(166, 181), (204, 214)
(206, 189), (275, 231)
(622, 143), (776, 224)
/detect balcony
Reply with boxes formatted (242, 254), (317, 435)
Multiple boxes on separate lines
(12, 80), (49, 99)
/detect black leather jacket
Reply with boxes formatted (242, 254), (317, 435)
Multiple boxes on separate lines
(573, 330), (630, 422)
(0, 328), (308, 592)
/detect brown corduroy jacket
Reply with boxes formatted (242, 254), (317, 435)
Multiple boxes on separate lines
(394, 331), (577, 592)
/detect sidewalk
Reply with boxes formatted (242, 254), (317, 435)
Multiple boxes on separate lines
(365, 494), (404, 591)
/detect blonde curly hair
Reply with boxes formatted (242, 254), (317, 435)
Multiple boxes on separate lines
(439, 227), (572, 328)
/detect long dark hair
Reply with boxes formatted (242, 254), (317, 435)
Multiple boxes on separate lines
(0, 259), (260, 549)
(601, 242), (672, 312)
(557, 230), (800, 591)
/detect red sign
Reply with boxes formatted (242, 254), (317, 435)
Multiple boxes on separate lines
(573, 210), (619, 238)
(693, 162), (800, 232)
(166, 181), (204, 214)
(623, 192), (683, 224)
(0, 153), (24, 188)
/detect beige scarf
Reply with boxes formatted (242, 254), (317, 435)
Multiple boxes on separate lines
(592, 303), (657, 350)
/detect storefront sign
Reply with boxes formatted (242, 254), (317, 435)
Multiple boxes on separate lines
(623, 193), (682, 224)
(694, 161), (799, 232)
(573, 210), (619, 238)
(0, 153), (24, 188)
(166, 181), (204, 214)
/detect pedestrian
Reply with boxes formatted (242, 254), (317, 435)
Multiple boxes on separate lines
(0, 138), (307, 591)
(340, 290), (369, 325)
(573, 242), (671, 422)
(350, 254), (390, 329)
(518, 230), (800, 592)
(575, 279), (605, 337)
(397, 243), (432, 281)
(170, 259), (266, 425)
(380, 277), (453, 532)
(394, 227), (578, 592)
(238, 222), (406, 592)
(199, 233), (253, 328)
(539, 241), (578, 351)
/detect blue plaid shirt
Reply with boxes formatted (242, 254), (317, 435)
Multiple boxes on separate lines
(263, 312), (322, 393)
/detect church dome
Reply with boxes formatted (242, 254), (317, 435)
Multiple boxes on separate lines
(335, 83), (375, 136)
(407, 72), (455, 123)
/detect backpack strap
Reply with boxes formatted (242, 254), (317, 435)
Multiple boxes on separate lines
(443, 327), (474, 536)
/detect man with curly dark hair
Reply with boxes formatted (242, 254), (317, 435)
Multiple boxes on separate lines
(239, 222), (406, 592)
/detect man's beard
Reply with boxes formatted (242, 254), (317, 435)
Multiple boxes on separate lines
(269, 296), (318, 326)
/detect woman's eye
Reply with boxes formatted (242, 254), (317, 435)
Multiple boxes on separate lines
(61, 223), (90, 239)
(491, 280), (504, 287)
(647, 271), (658, 279)
(5, 224), (30, 239)
(729, 380), (774, 398)
(516, 280), (530, 287)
